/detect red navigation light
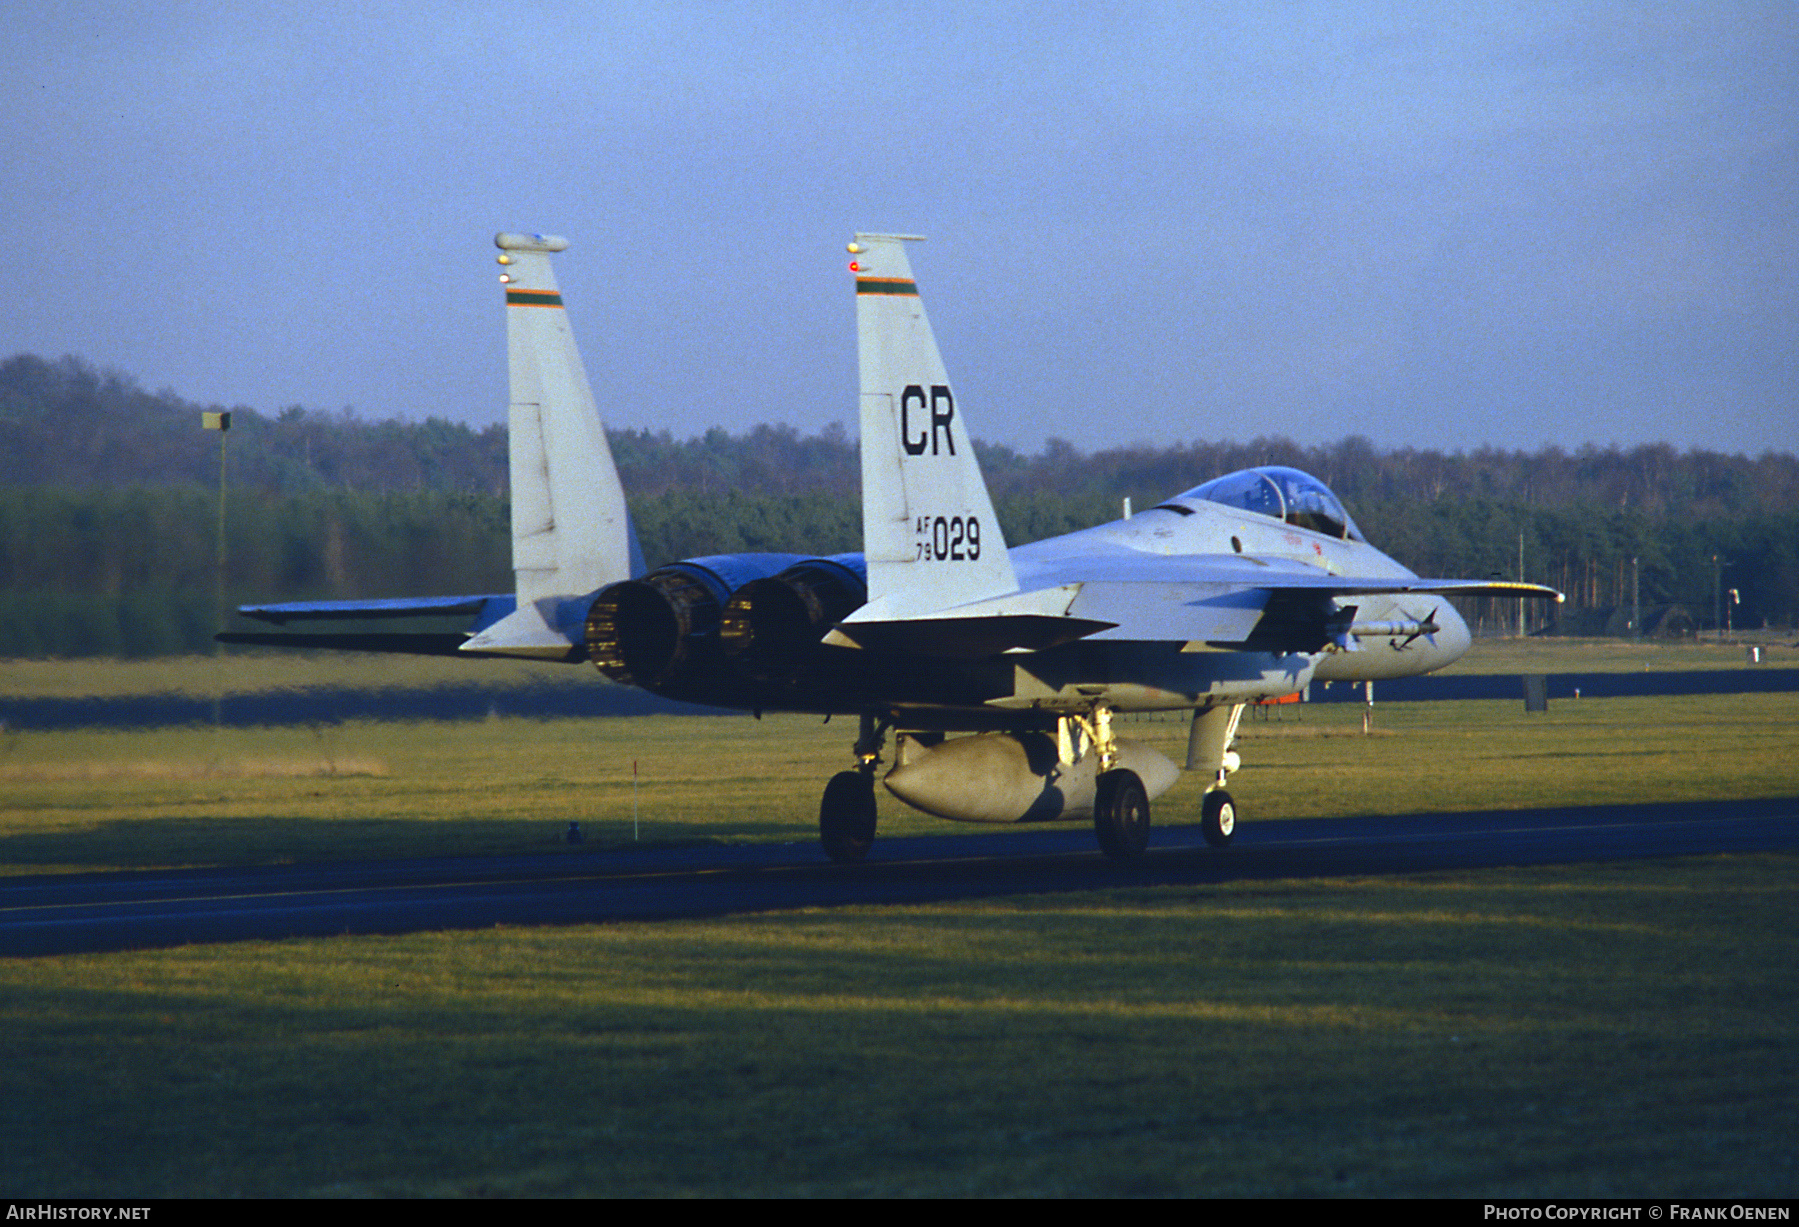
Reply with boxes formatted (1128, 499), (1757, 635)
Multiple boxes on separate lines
(848, 261), (860, 272)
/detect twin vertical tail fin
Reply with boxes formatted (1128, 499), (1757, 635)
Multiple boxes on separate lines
(472, 231), (1009, 659)
(848, 234), (1016, 621)
(462, 233), (645, 657)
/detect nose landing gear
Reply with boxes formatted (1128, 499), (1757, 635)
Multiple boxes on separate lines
(1200, 788), (1236, 847)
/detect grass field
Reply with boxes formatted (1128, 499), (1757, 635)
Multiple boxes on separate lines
(2, 656), (1796, 1196)
(1, 692), (1796, 875)
(3, 855), (1794, 1196)
(0, 649), (584, 699)
(2, 633), (1794, 701)
(1436, 633), (1799, 675)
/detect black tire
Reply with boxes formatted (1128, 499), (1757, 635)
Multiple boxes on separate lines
(1093, 768), (1150, 860)
(820, 770), (877, 863)
(1201, 789), (1237, 848)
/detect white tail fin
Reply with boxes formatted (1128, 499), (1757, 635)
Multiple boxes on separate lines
(850, 234), (1016, 619)
(463, 232), (644, 657)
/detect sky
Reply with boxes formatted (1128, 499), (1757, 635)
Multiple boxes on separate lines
(4, 1), (1795, 455)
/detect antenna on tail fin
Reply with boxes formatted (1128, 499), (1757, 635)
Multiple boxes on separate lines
(462, 233), (645, 658)
(846, 234), (1016, 620)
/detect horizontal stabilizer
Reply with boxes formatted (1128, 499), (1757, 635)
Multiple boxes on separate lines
(831, 582), (1111, 656)
(459, 596), (591, 661)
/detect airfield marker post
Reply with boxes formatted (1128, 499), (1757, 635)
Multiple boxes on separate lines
(1523, 675), (1549, 713)
(633, 758), (639, 840)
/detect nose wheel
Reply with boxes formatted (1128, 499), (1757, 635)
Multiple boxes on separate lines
(1201, 789), (1237, 847)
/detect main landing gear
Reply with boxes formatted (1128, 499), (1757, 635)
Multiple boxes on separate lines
(819, 770), (877, 863)
(1067, 704), (1153, 863)
(817, 705), (1241, 864)
(819, 713), (886, 863)
(1090, 701), (1244, 860)
(1093, 767), (1150, 859)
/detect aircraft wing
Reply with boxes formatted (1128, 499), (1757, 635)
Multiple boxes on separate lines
(217, 594), (526, 657)
(216, 233), (647, 665)
(216, 630), (485, 656)
(235, 596), (507, 624)
(829, 567), (1562, 657)
(221, 591), (608, 660)
(1070, 575), (1560, 651)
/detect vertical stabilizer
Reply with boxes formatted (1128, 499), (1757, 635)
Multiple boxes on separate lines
(850, 234), (1016, 619)
(462, 233), (645, 657)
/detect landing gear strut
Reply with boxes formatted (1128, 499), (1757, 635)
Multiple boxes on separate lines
(820, 713), (886, 863)
(1188, 703), (1245, 850)
(1066, 704), (1153, 862)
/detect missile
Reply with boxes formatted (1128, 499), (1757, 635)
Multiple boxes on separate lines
(884, 732), (1180, 824)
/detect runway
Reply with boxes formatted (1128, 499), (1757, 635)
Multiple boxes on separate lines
(3, 796), (1794, 957)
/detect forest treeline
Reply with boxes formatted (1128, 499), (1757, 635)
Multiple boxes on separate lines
(8, 353), (1797, 515)
(2, 353), (1795, 656)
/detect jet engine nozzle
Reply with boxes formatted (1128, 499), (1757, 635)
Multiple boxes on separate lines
(584, 569), (722, 690)
(719, 560), (868, 678)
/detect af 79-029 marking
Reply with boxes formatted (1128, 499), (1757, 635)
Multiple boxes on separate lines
(916, 515), (981, 561)
(226, 230), (1561, 863)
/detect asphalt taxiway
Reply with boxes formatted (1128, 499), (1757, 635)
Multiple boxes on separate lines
(4, 796), (1794, 957)
(7, 668), (1795, 730)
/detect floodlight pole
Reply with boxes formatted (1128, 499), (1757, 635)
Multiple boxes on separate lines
(1632, 557), (1640, 639)
(1712, 554), (1721, 641)
(202, 412), (231, 724)
(1517, 532), (1526, 638)
(217, 425), (228, 639)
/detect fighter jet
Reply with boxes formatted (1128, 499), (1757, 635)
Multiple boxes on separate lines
(230, 231), (1562, 862)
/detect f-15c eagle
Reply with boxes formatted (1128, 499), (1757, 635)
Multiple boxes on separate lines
(229, 232), (1561, 861)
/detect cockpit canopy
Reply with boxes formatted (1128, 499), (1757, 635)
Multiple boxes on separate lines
(1178, 466), (1364, 541)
